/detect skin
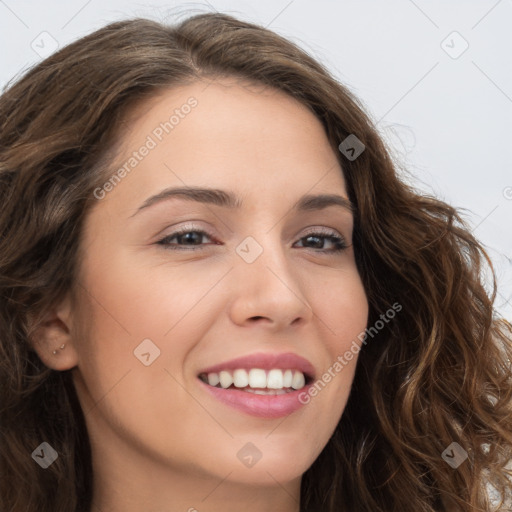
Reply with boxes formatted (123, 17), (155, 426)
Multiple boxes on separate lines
(32, 78), (369, 512)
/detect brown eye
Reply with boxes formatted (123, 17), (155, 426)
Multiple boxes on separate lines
(294, 230), (348, 253)
(157, 229), (215, 250)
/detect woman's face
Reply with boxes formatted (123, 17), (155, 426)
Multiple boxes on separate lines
(69, 78), (368, 492)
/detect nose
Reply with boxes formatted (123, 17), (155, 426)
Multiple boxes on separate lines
(228, 236), (314, 330)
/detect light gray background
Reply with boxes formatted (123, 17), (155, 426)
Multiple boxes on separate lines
(1, 0), (511, 318)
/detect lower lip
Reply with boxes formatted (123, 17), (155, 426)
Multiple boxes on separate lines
(198, 379), (312, 418)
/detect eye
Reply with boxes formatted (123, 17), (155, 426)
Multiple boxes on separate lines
(156, 226), (348, 253)
(294, 228), (348, 253)
(156, 228), (215, 250)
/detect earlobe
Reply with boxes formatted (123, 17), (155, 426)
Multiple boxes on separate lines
(27, 296), (79, 371)
(52, 343), (67, 355)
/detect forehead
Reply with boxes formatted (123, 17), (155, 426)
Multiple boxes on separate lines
(98, 78), (348, 213)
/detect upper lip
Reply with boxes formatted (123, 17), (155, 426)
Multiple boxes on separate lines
(198, 352), (316, 380)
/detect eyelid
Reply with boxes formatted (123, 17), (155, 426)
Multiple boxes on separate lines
(300, 225), (344, 237)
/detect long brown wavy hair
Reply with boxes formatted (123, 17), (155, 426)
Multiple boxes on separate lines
(0, 12), (511, 512)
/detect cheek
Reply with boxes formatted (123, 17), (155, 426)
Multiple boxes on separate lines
(71, 274), (204, 466)
(311, 267), (369, 349)
(72, 248), (224, 417)
(79, 241), (227, 342)
(302, 267), (368, 411)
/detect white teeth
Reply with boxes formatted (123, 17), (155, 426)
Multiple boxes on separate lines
(291, 371), (305, 390)
(233, 369), (249, 388)
(248, 369), (267, 388)
(219, 371), (233, 389)
(200, 368), (308, 391)
(267, 369), (284, 389)
(207, 373), (220, 386)
(283, 369), (293, 388)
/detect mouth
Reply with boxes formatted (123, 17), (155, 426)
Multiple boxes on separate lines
(196, 352), (316, 418)
(198, 368), (313, 394)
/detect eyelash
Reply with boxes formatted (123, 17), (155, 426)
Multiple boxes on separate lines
(156, 226), (348, 254)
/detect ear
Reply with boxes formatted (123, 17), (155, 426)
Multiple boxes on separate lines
(28, 294), (79, 371)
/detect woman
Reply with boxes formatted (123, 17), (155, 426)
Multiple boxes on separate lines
(0, 12), (510, 512)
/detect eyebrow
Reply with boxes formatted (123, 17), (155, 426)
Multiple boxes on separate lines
(130, 186), (355, 217)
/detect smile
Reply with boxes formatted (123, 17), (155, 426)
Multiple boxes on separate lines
(197, 352), (315, 417)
